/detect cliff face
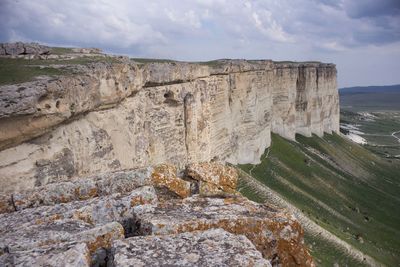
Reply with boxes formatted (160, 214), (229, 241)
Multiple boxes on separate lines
(0, 59), (339, 193)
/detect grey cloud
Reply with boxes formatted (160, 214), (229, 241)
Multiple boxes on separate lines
(0, 0), (399, 87)
(344, 0), (400, 18)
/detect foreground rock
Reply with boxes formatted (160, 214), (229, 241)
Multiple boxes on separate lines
(0, 163), (314, 266)
(113, 228), (271, 267)
(134, 195), (314, 266)
(0, 242), (90, 267)
(0, 168), (153, 213)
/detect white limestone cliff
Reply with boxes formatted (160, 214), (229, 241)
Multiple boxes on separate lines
(0, 59), (339, 193)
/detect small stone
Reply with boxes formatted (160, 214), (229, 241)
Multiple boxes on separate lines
(151, 164), (191, 198)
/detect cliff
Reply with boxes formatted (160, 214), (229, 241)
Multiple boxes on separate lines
(0, 45), (341, 266)
(0, 57), (339, 193)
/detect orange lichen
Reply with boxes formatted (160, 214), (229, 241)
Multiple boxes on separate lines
(86, 224), (125, 254)
(73, 210), (94, 225)
(151, 164), (191, 198)
(187, 162), (238, 195)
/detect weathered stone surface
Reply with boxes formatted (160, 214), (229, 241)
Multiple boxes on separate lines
(187, 162), (238, 196)
(0, 242), (90, 267)
(2, 168), (153, 213)
(0, 186), (157, 234)
(0, 220), (124, 253)
(0, 55), (339, 196)
(0, 164), (313, 266)
(133, 195), (314, 266)
(0, 42), (50, 56)
(113, 228), (271, 267)
(71, 47), (102, 54)
(151, 164), (191, 198)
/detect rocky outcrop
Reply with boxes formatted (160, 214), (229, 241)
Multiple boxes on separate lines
(113, 229), (271, 266)
(0, 42), (50, 56)
(0, 56), (339, 193)
(0, 163), (314, 266)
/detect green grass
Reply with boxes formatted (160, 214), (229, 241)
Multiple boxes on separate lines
(131, 58), (178, 64)
(0, 56), (121, 85)
(340, 110), (400, 158)
(0, 58), (67, 85)
(50, 47), (75, 55)
(238, 133), (400, 266)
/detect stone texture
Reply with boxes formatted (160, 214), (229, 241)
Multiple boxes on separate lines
(0, 242), (90, 267)
(113, 228), (271, 267)
(151, 164), (191, 198)
(0, 164), (313, 266)
(133, 195), (314, 266)
(0, 56), (339, 196)
(187, 162), (238, 196)
(0, 42), (50, 56)
(0, 186), (158, 234)
(0, 167), (153, 213)
(0, 220), (124, 253)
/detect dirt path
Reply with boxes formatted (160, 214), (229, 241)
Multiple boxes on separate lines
(235, 167), (381, 267)
(391, 130), (400, 143)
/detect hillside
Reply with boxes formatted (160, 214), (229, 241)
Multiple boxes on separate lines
(339, 84), (400, 111)
(238, 133), (400, 266)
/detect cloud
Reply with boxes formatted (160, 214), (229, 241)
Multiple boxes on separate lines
(0, 0), (399, 86)
(343, 0), (400, 18)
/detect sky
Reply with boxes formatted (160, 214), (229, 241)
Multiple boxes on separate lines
(0, 0), (399, 87)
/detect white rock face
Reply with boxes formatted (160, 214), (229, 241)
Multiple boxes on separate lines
(0, 60), (339, 193)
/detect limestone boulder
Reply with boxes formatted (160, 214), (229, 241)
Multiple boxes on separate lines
(0, 220), (124, 253)
(0, 167), (153, 213)
(0, 186), (158, 234)
(151, 164), (191, 198)
(187, 162), (238, 196)
(0, 242), (90, 267)
(113, 228), (271, 267)
(133, 195), (314, 266)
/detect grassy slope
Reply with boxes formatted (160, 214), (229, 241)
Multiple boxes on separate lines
(0, 55), (119, 86)
(341, 110), (400, 158)
(238, 133), (400, 266)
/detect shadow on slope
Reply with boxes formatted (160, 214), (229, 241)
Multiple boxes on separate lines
(238, 133), (400, 266)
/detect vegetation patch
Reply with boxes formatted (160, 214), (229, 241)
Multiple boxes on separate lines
(238, 133), (400, 266)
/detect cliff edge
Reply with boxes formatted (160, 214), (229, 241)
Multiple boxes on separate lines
(0, 44), (339, 193)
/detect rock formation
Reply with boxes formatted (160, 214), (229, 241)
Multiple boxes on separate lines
(0, 163), (314, 266)
(0, 44), (339, 266)
(0, 55), (339, 194)
(0, 42), (50, 56)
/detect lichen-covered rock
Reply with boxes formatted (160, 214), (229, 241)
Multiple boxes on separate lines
(187, 162), (238, 196)
(0, 168), (153, 213)
(151, 164), (191, 198)
(0, 242), (90, 267)
(0, 186), (157, 234)
(113, 228), (271, 267)
(0, 165), (314, 266)
(0, 220), (124, 253)
(133, 195), (314, 266)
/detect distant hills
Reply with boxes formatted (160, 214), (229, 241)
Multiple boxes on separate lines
(340, 84), (400, 94)
(339, 84), (400, 111)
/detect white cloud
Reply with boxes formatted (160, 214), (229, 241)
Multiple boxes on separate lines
(0, 0), (399, 86)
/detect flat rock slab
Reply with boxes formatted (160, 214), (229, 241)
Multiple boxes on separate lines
(134, 196), (314, 266)
(0, 186), (157, 235)
(0, 242), (90, 267)
(0, 167), (153, 214)
(0, 220), (124, 254)
(113, 228), (271, 267)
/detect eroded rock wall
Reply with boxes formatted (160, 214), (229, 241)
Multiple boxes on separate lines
(0, 60), (338, 193)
